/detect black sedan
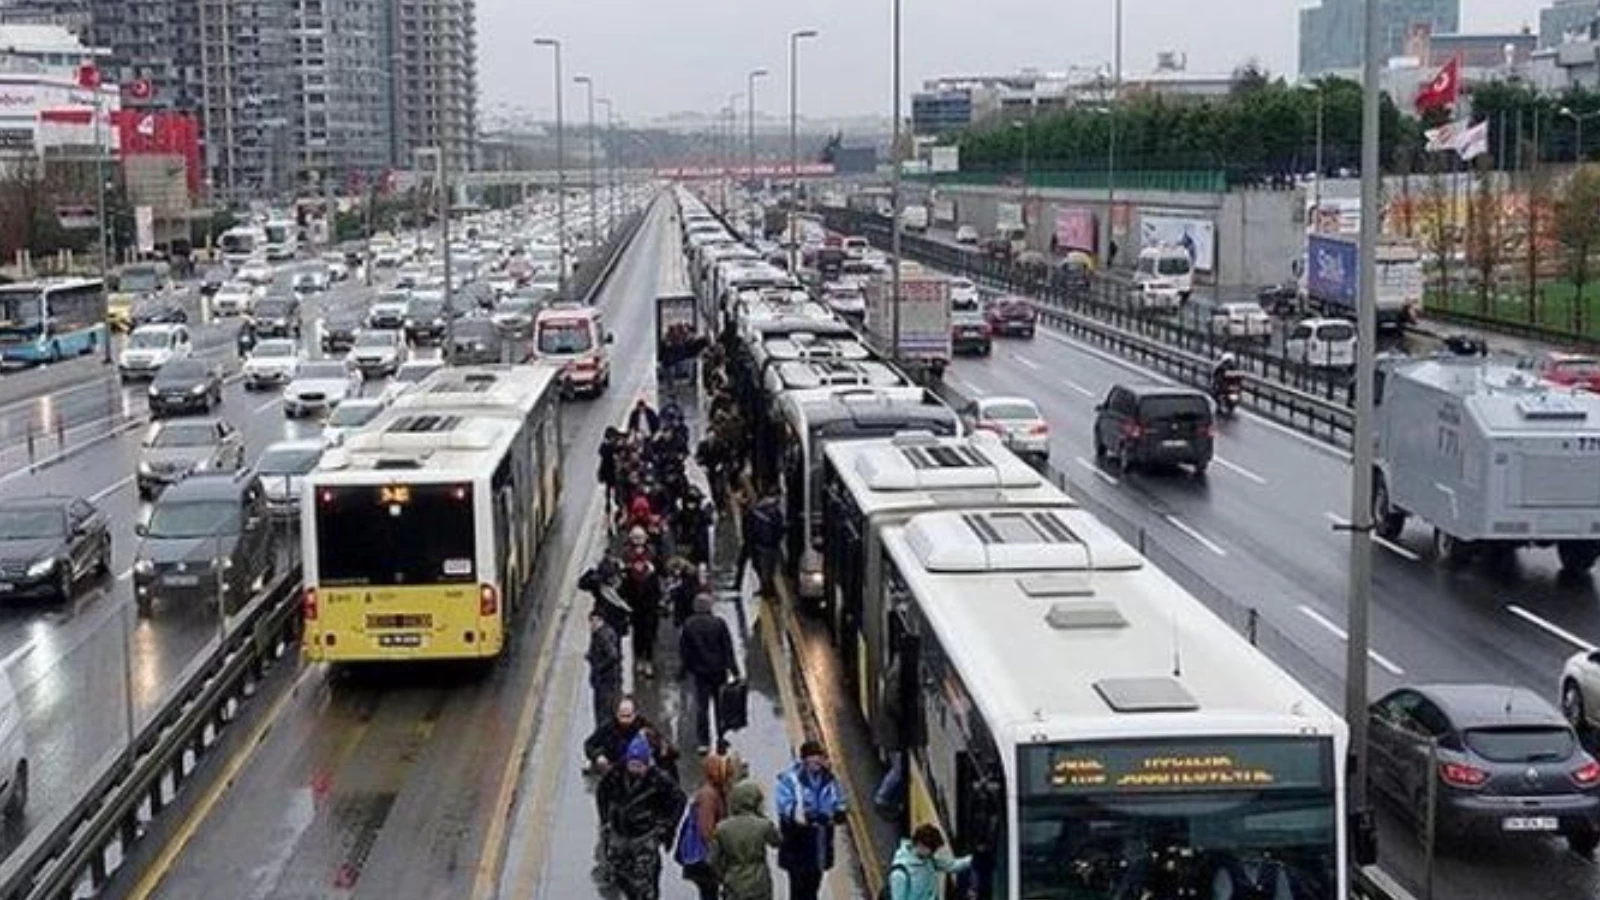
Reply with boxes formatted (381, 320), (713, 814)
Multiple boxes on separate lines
(147, 359), (224, 417)
(131, 298), (188, 328)
(404, 297), (451, 344)
(320, 313), (362, 354)
(0, 496), (111, 602)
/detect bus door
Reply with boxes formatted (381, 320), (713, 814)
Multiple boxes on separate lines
(954, 746), (1005, 900)
(821, 477), (864, 683)
(781, 439), (806, 584)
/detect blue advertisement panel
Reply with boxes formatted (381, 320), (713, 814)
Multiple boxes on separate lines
(1306, 234), (1358, 311)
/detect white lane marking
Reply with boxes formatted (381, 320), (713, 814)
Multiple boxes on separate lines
(0, 640), (36, 670)
(1213, 455), (1267, 484)
(1074, 456), (1118, 486)
(89, 474), (135, 503)
(253, 396), (281, 415)
(1163, 514), (1228, 557)
(1014, 353), (1041, 371)
(1297, 604), (1407, 676)
(1242, 408), (1354, 460)
(951, 377), (986, 397)
(1323, 512), (1422, 561)
(1506, 604), (1598, 654)
(1062, 379), (1095, 397)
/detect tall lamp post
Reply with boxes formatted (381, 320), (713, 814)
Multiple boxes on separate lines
(1106, 0), (1123, 265)
(414, 146), (453, 356)
(574, 74), (598, 255)
(727, 93), (743, 217)
(597, 97), (616, 236)
(533, 37), (567, 295)
(890, 0), (904, 360)
(1560, 106), (1600, 163)
(788, 28), (819, 272)
(748, 68), (768, 184)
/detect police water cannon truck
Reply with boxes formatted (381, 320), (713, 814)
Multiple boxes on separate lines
(1372, 357), (1600, 574)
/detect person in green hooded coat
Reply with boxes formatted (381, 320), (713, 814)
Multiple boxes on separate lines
(708, 779), (780, 900)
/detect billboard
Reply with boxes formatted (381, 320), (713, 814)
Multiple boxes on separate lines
(134, 206), (155, 254)
(1052, 207), (1097, 254)
(929, 146), (959, 173)
(932, 197), (956, 223)
(113, 111), (203, 195)
(996, 201), (1023, 231)
(1139, 210), (1216, 273)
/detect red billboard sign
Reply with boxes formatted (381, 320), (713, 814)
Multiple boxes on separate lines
(113, 110), (201, 195)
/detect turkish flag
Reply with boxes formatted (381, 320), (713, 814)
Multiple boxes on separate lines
(1415, 56), (1460, 114)
(75, 62), (100, 90)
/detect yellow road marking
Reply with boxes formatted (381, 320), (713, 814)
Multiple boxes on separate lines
(128, 660), (323, 900)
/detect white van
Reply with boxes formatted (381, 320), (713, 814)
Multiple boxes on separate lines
(1133, 245), (1194, 309)
(0, 671), (28, 819)
(533, 303), (612, 397)
(119, 324), (194, 382)
(1285, 317), (1356, 369)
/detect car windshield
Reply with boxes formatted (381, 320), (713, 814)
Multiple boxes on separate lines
(155, 361), (207, 381)
(252, 341), (295, 358)
(1158, 256), (1192, 276)
(255, 300), (292, 317)
(538, 321), (593, 354)
(396, 365), (439, 384)
(256, 446), (321, 475)
(0, 507), (64, 540)
(355, 331), (397, 348)
(982, 401), (1039, 421)
(148, 422), (216, 447)
(119, 269), (161, 292)
(298, 362), (349, 380)
(327, 402), (382, 427)
(129, 330), (172, 349)
(1554, 358), (1600, 376)
(408, 300), (445, 317)
(1464, 726), (1576, 763)
(1318, 323), (1356, 342)
(146, 500), (240, 539)
(951, 279), (975, 292)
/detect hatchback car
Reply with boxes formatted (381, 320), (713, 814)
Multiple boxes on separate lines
(1209, 301), (1274, 341)
(137, 418), (244, 499)
(949, 278), (981, 313)
(951, 311), (992, 357)
(1093, 383), (1214, 475)
(1369, 684), (1600, 855)
(241, 338), (303, 390)
(132, 473), (277, 616)
(0, 496), (111, 602)
(252, 296), (302, 339)
(119, 324), (193, 382)
(283, 360), (362, 418)
(450, 317), (506, 365)
(147, 359), (224, 417)
(985, 295), (1038, 338)
(254, 439), (323, 519)
(961, 396), (1050, 464)
(346, 328), (407, 377)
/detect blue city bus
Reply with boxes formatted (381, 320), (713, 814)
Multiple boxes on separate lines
(0, 278), (110, 364)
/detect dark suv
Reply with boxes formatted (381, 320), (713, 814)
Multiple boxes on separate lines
(131, 473), (277, 616)
(1093, 383), (1214, 475)
(252, 295), (301, 339)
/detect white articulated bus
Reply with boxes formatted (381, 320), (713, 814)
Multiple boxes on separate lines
(864, 505), (1350, 900)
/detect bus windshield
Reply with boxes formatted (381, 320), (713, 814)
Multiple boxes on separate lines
(118, 266), (163, 292)
(0, 292), (42, 334)
(221, 232), (257, 255)
(1015, 737), (1337, 900)
(314, 483), (476, 585)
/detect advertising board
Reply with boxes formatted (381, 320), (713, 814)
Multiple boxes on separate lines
(1138, 211), (1216, 273)
(1052, 207), (1097, 254)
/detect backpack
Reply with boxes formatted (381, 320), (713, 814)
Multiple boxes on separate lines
(876, 862), (909, 900)
(671, 796), (708, 866)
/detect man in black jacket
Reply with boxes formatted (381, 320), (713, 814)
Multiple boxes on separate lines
(596, 734), (687, 900)
(586, 610), (623, 732)
(678, 592), (738, 754)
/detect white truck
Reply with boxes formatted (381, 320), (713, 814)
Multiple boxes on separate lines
(1372, 357), (1600, 575)
(862, 262), (951, 383)
(899, 204), (929, 233)
(1303, 232), (1421, 329)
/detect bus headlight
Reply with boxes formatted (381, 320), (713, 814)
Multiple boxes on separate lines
(133, 558), (154, 575)
(800, 547), (824, 598)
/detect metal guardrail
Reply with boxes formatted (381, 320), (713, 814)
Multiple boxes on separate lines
(0, 203), (663, 900)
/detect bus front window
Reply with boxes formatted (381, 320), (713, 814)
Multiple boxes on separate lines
(0, 293), (43, 337)
(1016, 738), (1337, 900)
(314, 483), (477, 585)
(119, 268), (160, 293)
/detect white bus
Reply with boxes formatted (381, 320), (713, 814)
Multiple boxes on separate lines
(869, 505), (1350, 899)
(264, 219), (299, 261)
(301, 365), (563, 663)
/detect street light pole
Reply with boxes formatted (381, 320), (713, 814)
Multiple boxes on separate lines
(598, 98), (615, 236)
(575, 75), (597, 255)
(533, 38), (567, 295)
(788, 29), (818, 272)
(1106, 0), (1122, 265)
(1560, 107), (1600, 163)
(728, 94), (742, 218)
(416, 147), (453, 359)
(748, 69), (768, 185)
(890, 0), (903, 362)
(92, 76), (111, 362)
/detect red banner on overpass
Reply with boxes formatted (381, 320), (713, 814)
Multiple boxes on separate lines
(655, 163), (836, 179)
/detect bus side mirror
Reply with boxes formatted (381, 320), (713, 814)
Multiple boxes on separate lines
(1350, 808), (1378, 867)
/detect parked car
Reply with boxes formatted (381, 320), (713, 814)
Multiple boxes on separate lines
(1092, 383), (1214, 475)
(951, 310), (992, 357)
(131, 297), (188, 328)
(119, 324), (193, 382)
(136, 418), (244, 500)
(984, 295), (1037, 338)
(1209, 301), (1274, 340)
(241, 338), (304, 390)
(346, 329), (407, 378)
(1564, 650), (1600, 736)
(254, 439), (323, 519)
(955, 224), (979, 244)
(960, 396), (1050, 463)
(450, 317), (506, 365)
(147, 359), (224, 417)
(251, 295), (302, 339)
(321, 398), (386, 447)
(1369, 684), (1600, 855)
(283, 360), (362, 418)
(320, 311), (362, 354)
(0, 496), (111, 602)
(132, 472), (277, 616)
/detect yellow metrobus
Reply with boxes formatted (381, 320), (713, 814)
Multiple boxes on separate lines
(300, 364), (563, 662)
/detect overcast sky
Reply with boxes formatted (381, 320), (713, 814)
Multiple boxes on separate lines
(478, 0), (1550, 122)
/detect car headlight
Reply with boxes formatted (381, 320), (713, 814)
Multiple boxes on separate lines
(26, 558), (55, 578)
(190, 384), (207, 395)
(138, 461), (153, 475)
(148, 385), (160, 397)
(404, 319), (416, 327)
(133, 559), (154, 575)
(432, 318), (445, 327)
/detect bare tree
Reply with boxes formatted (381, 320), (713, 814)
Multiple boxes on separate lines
(1422, 157), (1460, 308)
(1554, 164), (1600, 334)
(1466, 161), (1507, 315)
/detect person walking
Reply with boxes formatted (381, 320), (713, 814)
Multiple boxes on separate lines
(885, 824), (973, 900)
(586, 609), (624, 732)
(678, 592), (738, 754)
(583, 696), (656, 774)
(620, 555), (662, 679)
(628, 398), (661, 438)
(774, 740), (848, 900)
(709, 780), (781, 900)
(676, 753), (735, 900)
(872, 650), (908, 819)
(748, 493), (784, 601)
(596, 734), (687, 900)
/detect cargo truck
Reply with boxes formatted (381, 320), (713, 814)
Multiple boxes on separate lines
(1372, 357), (1600, 574)
(862, 262), (951, 383)
(1303, 233), (1421, 329)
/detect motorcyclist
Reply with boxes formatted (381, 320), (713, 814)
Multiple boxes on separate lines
(236, 316), (257, 357)
(1210, 353), (1240, 397)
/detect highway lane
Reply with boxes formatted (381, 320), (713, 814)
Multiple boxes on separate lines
(0, 264), (388, 861)
(128, 204), (662, 899)
(943, 325), (1600, 899)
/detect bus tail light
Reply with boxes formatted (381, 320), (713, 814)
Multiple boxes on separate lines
(479, 583), (499, 617)
(302, 587), (319, 621)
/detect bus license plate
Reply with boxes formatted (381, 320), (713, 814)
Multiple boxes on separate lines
(164, 575), (200, 587)
(378, 633), (423, 649)
(367, 614), (433, 629)
(1503, 817), (1559, 832)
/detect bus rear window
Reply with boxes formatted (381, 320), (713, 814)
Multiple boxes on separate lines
(314, 483), (476, 585)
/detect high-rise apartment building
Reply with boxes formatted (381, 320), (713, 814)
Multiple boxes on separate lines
(389, 0), (476, 171)
(1541, 0), (1600, 47)
(1299, 0), (1460, 76)
(288, 0), (390, 196)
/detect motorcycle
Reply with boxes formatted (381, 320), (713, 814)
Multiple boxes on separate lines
(1213, 373), (1243, 417)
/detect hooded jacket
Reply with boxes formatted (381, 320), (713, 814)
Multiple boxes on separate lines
(709, 781), (780, 900)
(886, 838), (973, 900)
